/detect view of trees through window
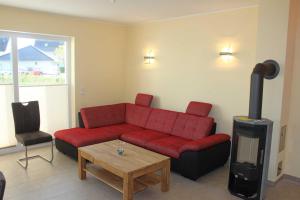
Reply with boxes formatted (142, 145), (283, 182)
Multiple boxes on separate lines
(0, 37), (67, 85)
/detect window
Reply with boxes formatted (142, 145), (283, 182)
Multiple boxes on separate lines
(0, 31), (71, 149)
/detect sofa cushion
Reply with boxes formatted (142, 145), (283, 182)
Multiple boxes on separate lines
(125, 103), (152, 127)
(186, 101), (212, 117)
(171, 113), (214, 140)
(145, 136), (192, 159)
(54, 128), (120, 147)
(145, 109), (178, 133)
(135, 93), (153, 107)
(121, 130), (169, 147)
(80, 103), (125, 129)
(102, 123), (144, 134)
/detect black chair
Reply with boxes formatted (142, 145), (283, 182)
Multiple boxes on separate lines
(0, 171), (5, 200)
(11, 101), (54, 169)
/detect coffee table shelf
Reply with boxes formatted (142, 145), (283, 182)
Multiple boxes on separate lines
(85, 165), (147, 193)
(137, 173), (161, 186)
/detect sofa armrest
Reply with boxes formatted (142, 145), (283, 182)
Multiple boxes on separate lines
(80, 103), (126, 129)
(179, 139), (231, 180)
(180, 133), (231, 153)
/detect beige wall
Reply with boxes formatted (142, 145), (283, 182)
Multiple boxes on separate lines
(285, 0), (300, 178)
(124, 8), (258, 135)
(1, 3), (297, 180)
(0, 5), (128, 126)
(255, 0), (290, 181)
(124, 4), (295, 181)
(281, 0), (298, 127)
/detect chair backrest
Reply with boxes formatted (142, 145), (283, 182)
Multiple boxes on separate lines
(0, 171), (5, 200)
(11, 101), (40, 134)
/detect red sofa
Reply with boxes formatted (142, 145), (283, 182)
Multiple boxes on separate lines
(54, 93), (231, 180)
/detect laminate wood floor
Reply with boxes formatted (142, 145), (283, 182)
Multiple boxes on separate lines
(0, 146), (299, 200)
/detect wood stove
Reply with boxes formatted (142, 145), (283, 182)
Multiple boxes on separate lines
(228, 60), (280, 200)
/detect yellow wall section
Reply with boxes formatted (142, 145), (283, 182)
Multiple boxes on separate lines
(124, 7), (258, 135)
(255, 0), (290, 182)
(285, 0), (300, 178)
(124, 4), (293, 181)
(0, 5), (128, 126)
(1, 4), (297, 180)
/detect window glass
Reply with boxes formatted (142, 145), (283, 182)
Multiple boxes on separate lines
(17, 38), (67, 86)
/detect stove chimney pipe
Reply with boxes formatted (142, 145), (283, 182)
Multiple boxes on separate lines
(249, 60), (280, 119)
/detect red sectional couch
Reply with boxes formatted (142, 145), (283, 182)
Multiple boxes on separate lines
(54, 94), (231, 180)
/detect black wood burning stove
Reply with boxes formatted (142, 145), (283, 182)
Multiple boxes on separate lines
(228, 60), (280, 200)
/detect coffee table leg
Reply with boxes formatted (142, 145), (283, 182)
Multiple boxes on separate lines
(161, 159), (170, 192)
(123, 174), (134, 200)
(78, 151), (86, 180)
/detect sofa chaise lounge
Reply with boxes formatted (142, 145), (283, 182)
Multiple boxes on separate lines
(54, 93), (231, 180)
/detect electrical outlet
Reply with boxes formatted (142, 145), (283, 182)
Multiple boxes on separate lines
(80, 87), (86, 96)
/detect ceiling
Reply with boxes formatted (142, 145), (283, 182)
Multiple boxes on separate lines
(0, 0), (259, 24)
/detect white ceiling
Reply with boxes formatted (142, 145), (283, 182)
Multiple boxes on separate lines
(0, 0), (259, 24)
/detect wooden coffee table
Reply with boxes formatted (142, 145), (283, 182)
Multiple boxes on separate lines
(78, 140), (170, 200)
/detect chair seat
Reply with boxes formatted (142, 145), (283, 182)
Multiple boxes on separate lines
(16, 131), (53, 146)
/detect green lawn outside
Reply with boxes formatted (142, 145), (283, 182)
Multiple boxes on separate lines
(0, 74), (66, 85)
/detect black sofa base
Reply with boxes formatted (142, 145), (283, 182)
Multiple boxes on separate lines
(55, 138), (230, 180)
(178, 141), (231, 180)
(55, 139), (78, 160)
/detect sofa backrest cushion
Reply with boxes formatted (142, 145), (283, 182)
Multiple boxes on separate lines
(186, 101), (212, 117)
(81, 103), (125, 129)
(145, 109), (178, 134)
(135, 93), (153, 107)
(125, 103), (152, 127)
(171, 113), (214, 140)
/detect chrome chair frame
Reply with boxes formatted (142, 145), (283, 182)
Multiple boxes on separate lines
(17, 141), (54, 169)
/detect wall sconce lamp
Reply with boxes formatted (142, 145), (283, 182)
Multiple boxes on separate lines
(219, 51), (233, 56)
(144, 50), (155, 64)
(219, 47), (234, 61)
(219, 47), (233, 56)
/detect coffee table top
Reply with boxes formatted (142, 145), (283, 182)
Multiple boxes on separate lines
(79, 140), (170, 175)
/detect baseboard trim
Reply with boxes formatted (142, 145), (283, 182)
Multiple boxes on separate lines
(267, 180), (278, 186)
(267, 174), (300, 186)
(282, 174), (300, 184)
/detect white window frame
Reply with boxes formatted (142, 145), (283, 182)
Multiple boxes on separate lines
(0, 30), (72, 152)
